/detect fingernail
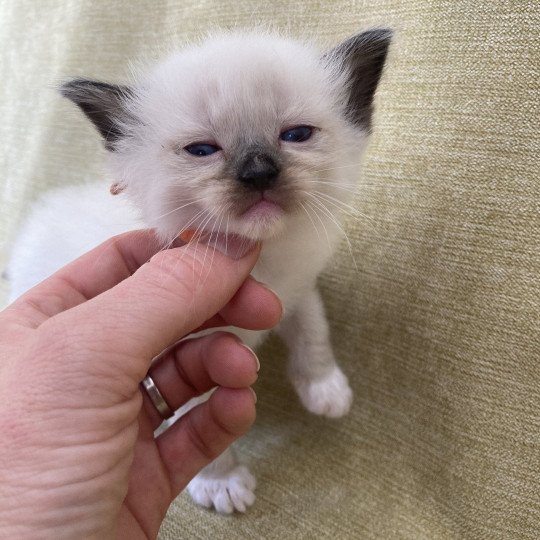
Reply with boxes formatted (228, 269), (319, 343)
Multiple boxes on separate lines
(255, 280), (284, 321)
(249, 387), (257, 403)
(240, 343), (260, 372)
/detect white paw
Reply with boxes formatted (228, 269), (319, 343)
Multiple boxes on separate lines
(187, 465), (256, 514)
(293, 366), (353, 418)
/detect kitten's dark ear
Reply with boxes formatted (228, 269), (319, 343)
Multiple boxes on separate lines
(60, 79), (134, 151)
(326, 28), (392, 131)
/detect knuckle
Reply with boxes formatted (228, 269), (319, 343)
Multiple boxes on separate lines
(36, 317), (74, 356)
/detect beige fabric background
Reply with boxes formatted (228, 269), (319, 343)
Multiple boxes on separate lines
(1, 1), (539, 538)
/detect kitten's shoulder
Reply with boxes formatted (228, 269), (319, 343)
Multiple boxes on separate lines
(6, 182), (141, 301)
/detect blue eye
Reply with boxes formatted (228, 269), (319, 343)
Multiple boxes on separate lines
(184, 143), (220, 156)
(279, 126), (313, 143)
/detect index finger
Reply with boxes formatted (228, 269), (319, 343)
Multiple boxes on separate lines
(5, 230), (161, 328)
(40, 241), (266, 381)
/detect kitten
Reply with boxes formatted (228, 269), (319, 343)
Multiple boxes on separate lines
(7, 29), (391, 513)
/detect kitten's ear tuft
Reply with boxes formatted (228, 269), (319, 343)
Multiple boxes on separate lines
(60, 79), (134, 151)
(326, 28), (393, 131)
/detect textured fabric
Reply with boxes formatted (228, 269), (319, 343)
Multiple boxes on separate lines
(1, 1), (539, 538)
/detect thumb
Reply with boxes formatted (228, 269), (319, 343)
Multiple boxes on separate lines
(42, 241), (261, 380)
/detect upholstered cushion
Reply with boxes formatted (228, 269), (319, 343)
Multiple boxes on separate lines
(1, 1), (538, 537)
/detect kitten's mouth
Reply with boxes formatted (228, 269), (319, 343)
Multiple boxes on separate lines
(240, 196), (284, 222)
(175, 193), (286, 248)
(229, 191), (290, 240)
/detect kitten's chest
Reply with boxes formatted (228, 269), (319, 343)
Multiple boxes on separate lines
(250, 233), (332, 316)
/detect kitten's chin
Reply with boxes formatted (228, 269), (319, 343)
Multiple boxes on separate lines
(233, 199), (287, 240)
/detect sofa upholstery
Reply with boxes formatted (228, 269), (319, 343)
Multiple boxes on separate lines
(1, 1), (538, 538)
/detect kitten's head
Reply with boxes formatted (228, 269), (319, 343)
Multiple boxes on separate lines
(61, 29), (391, 244)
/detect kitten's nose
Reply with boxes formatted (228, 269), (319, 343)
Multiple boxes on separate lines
(237, 153), (280, 191)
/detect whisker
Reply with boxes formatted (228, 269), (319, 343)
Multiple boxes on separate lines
(175, 206), (212, 246)
(305, 191), (378, 234)
(306, 196), (359, 272)
(224, 213), (230, 256)
(307, 179), (417, 190)
(201, 205), (224, 284)
(203, 206), (226, 284)
(299, 200), (322, 242)
(303, 161), (362, 175)
(156, 234), (184, 286)
(156, 207), (213, 284)
(311, 190), (366, 219)
(304, 199), (332, 251)
(146, 197), (206, 224)
(171, 208), (212, 267)
(304, 180), (358, 186)
(303, 181), (359, 194)
(356, 183), (416, 189)
(186, 208), (217, 286)
(309, 191), (380, 229)
(304, 180), (358, 188)
(302, 191), (358, 221)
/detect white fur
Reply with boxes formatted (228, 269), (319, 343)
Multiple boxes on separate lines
(7, 31), (371, 513)
(7, 184), (143, 297)
(187, 459), (256, 514)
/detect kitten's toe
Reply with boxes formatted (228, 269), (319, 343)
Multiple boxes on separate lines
(293, 365), (353, 418)
(187, 465), (256, 513)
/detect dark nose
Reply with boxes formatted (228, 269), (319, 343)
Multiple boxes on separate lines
(237, 153), (280, 191)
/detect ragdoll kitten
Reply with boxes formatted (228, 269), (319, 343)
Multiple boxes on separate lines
(7, 29), (391, 513)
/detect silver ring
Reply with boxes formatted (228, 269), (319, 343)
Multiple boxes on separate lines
(141, 375), (174, 419)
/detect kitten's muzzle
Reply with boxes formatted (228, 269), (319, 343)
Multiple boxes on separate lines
(237, 152), (280, 191)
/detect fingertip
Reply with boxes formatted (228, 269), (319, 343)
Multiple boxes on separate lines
(205, 332), (259, 387)
(221, 276), (283, 331)
(258, 283), (284, 327)
(209, 387), (257, 436)
(240, 343), (261, 373)
(250, 279), (283, 327)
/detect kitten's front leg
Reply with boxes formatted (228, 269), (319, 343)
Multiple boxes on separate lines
(278, 288), (353, 418)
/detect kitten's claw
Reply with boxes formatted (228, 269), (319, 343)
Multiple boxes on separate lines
(187, 465), (256, 514)
(293, 366), (353, 418)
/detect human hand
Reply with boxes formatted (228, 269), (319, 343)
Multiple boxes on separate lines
(0, 230), (282, 539)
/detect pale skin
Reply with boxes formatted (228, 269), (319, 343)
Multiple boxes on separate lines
(0, 230), (282, 539)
